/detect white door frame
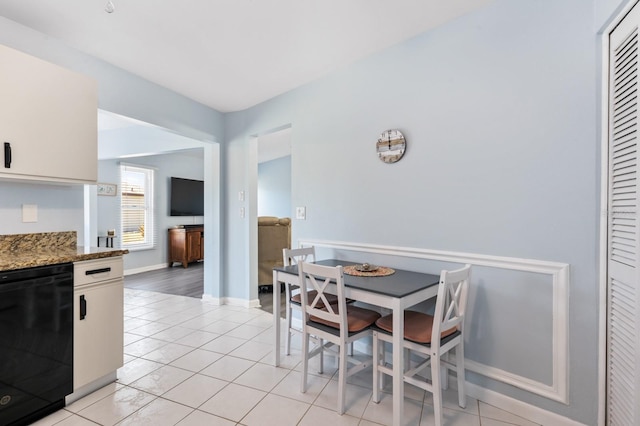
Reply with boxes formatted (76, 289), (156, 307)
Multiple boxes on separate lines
(598, 1), (639, 425)
(248, 124), (293, 302)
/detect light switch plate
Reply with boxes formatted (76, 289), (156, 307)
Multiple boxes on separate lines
(22, 204), (38, 222)
(296, 206), (306, 220)
(240, 207), (245, 218)
(238, 191), (245, 202)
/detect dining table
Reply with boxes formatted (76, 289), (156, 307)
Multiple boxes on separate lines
(272, 259), (440, 426)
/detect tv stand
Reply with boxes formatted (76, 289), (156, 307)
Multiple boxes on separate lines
(168, 226), (203, 268)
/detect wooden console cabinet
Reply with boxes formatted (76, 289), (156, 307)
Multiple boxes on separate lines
(168, 226), (204, 268)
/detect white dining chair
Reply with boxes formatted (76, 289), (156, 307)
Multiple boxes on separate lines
(298, 262), (381, 414)
(282, 247), (339, 356)
(372, 264), (471, 426)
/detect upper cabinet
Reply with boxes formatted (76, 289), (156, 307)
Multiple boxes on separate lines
(0, 44), (98, 184)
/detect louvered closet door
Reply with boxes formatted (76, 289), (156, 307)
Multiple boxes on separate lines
(608, 4), (640, 425)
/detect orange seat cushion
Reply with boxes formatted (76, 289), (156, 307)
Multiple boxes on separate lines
(291, 290), (338, 308)
(375, 311), (456, 344)
(310, 305), (381, 333)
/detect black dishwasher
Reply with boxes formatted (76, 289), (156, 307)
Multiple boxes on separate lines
(0, 263), (73, 426)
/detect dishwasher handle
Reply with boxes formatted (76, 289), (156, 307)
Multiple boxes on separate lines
(79, 295), (87, 320)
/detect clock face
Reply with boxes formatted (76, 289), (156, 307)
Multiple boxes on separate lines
(376, 129), (406, 163)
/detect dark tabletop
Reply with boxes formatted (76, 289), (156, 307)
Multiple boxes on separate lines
(274, 259), (440, 298)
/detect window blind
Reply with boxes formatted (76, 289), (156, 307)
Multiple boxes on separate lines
(120, 164), (155, 250)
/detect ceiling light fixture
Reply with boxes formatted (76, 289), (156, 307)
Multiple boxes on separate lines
(105, 0), (115, 13)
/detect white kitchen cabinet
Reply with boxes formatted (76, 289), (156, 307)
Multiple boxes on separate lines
(0, 44), (98, 184)
(72, 257), (123, 394)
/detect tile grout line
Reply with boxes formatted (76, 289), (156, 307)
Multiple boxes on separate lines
(50, 288), (536, 426)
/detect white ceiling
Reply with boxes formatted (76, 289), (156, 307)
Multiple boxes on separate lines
(0, 0), (492, 113)
(97, 110), (206, 160)
(258, 128), (291, 164)
(97, 109), (288, 163)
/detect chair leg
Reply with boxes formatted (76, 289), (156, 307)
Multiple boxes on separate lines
(337, 341), (348, 414)
(444, 351), (455, 391)
(456, 343), (467, 408)
(318, 338), (324, 374)
(442, 359), (449, 390)
(431, 352), (443, 426)
(379, 340), (387, 395)
(404, 347), (410, 372)
(372, 333), (380, 403)
(301, 331), (310, 394)
(285, 305), (292, 356)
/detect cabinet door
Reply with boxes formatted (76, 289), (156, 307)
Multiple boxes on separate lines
(74, 280), (123, 390)
(168, 229), (187, 265)
(187, 230), (202, 262)
(0, 44), (97, 183)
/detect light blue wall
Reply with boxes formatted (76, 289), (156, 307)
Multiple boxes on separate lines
(224, 0), (599, 423)
(0, 182), (84, 238)
(98, 151), (205, 272)
(596, 0), (629, 29)
(1, 0), (629, 421)
(0, 17), (223, 142)
(258, 156), (292, 218)
(0, 16), (223, 273)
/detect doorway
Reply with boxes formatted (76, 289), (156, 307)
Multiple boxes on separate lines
(90, 110), (222, 300)
(251, 126), (292, 312)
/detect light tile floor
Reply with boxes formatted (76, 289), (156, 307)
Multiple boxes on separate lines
(33, 289), (542, 426)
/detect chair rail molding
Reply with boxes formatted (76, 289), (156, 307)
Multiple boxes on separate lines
(298, 238), (570, 404)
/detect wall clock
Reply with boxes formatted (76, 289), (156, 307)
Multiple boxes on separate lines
(376, 129), (406, 163)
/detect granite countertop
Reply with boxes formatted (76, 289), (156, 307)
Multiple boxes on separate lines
(0, 231), (128, 272)
(0, 246), (129, 272)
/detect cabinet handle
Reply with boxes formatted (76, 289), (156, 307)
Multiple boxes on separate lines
(79, 295), (87, 320)
(3, 142), (10, 168)
(85, 267), (111, 275)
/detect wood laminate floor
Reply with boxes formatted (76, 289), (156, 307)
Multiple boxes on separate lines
(124, 262), (205, 298)
(124, 262), (285, 316)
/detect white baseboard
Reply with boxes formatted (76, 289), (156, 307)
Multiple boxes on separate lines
(247, 298), (262, 308)
(293, 312), (584, 425)
(201, 294), (221, 305)
(221, 296), (262, 308)
(123, 263), (169, 276)
(465, 382), (586, 426)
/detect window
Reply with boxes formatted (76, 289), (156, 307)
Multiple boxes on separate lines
(120, 164), (155, 250)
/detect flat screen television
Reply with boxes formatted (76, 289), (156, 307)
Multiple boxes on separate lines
(170, 177), (204, 216)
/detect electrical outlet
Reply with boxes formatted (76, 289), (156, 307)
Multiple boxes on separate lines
(238, 191), (245, 202)
(240, 207), (245, 218)
(22, 204), (37, 223)
(296, 206), (306, 220)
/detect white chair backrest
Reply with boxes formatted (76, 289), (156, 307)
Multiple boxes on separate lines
(298, 262), (347, 332)
(432, 264), (471, 343)
(283, 246), (316, 266)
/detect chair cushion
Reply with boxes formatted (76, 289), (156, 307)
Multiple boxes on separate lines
(375, 311), (457, 344)
(290, 290), (339, 308)
(310, 305), (381, 333)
